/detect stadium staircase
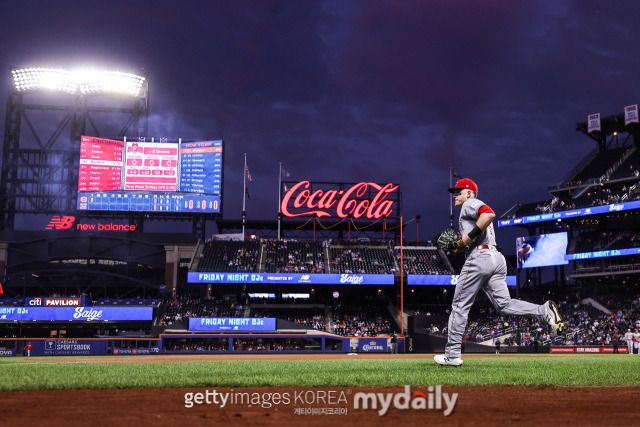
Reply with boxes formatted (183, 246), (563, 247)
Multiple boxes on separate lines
(572, 177), (602, 199)
(602, 145), (636, 182)
(477, 327), (517, 346)
(153, 300), (170, 327)
(324, 245), (331, 273)
(325, 306), (332, 332)
(189, 238), (204, 271)
(258, 245), (267, 272)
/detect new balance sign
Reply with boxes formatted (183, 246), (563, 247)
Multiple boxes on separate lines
(45, 216), (76, 230)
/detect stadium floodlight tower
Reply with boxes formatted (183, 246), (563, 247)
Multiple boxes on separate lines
(1, 67), (149, 230)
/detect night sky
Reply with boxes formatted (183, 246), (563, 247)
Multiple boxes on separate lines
(2, 1), (639, 249)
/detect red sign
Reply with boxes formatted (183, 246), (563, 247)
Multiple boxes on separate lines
(281, 181), (399, 219)
(45, 216), (76, 230)
(45, 216), (136, 232)
(550, 347), (628, 354)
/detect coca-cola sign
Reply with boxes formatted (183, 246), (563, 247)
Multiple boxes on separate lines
(281, 181), (399, 219)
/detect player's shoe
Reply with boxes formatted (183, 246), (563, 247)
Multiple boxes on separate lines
(434, 354), (463, 367)
(544, 300), (564, 333)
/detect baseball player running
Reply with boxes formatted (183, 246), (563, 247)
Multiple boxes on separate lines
(624, 329), (634, 354)
(434, 178), (563, 367)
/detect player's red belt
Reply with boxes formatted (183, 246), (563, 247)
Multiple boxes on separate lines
(476, 245), (493, 249)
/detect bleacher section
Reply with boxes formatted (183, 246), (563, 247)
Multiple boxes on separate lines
(195, 239), (450, 277)
(503, 144), (640, 220)
(332, 300), (397, 337)
(263, 240), (325, 273)
(162, 296), (245, 326)
(399, 247), (449, 275)
(571, 146), (628, 184)
(329, 246), (396, 274)
(610, 146), (640, 180)
(196, 240), (260, 272)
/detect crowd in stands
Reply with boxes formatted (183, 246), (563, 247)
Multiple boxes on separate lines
(573, 231), (640, 254)
(330, 246), (396, 274)
(197, 240), (260, 272)
(196, 238), (450, 276)
(157, 294), (400, 337)
(161, 296), (245, 326)
(331, 297), (397, 337)
(263, 240), (325, 273)
(398, 248), (448, 275)
(506, 144), (640, 219)
(422, 293), (640, 349)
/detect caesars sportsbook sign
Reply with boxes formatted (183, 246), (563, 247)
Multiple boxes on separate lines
(280, 181), (400, 219)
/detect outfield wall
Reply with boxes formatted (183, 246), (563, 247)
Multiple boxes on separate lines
(0, 335), (405, 356)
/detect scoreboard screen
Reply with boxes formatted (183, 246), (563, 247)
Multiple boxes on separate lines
(77, 136), (223, 214)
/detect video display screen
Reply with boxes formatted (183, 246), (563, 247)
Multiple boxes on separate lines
(77, 136), (223, 213)
(516, 232), (569, 269)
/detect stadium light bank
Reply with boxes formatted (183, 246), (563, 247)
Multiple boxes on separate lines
(11, 67), (147, 96)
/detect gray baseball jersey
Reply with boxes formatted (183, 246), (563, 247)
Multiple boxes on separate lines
(459, 198), (496, 248)
(444, 197), (547, 359)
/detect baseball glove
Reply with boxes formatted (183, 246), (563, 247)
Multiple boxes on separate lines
(437, 229), (467, 252)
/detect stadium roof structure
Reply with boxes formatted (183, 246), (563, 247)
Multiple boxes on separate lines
(1, 67), (149, 231)
(576, 112), (640, 151)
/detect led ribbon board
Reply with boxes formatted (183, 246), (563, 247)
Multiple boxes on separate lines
(407, 275), (517, 287)
(564, 247), (640, 261)
(0, 307), (153, 321)
(498, 200), (640, 227)
(189, 317), (277, 332)
(188, 272), (395, 285)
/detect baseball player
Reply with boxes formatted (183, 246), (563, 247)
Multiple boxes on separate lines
(634, 329), (640, 355)
(434, 178), (563, 367)
(624, 329), (634, 354)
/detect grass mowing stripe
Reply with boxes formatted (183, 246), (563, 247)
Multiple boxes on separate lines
(1, 357), (639, 391)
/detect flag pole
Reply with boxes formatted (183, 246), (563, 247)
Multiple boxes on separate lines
(449, 166), (454, 230)
(242, 153), (247, 237)
(400, 215), (404, 339)
(278, 162), (282, 240)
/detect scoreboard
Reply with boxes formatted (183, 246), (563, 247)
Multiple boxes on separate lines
(77, 136), (223, 214)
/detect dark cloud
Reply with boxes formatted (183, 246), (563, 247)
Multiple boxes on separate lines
(2, 0), (640, 248)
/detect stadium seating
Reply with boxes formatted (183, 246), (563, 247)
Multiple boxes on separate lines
(196, 240), (260, 272)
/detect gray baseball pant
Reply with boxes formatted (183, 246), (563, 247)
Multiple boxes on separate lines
(444, 246), (546, 359)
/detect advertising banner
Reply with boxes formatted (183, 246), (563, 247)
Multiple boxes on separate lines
(0, 349), (15, 357)
(30, 339), (107, 356)
(358, 338), (388, 353)
(188, 272), (395, 285)
(550, 347), (628, 354)
(189, 317), (277, 332)
(0, 306), (153, 322)
(25, 297), (85, 307)
(498, 200), (640, 227)
(407, 275), (517, 287)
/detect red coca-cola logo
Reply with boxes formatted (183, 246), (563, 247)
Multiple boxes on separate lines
(281, 181), (399, 219)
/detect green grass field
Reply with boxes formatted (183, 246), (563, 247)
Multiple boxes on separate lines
(1, 354), (639, 392)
